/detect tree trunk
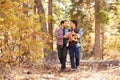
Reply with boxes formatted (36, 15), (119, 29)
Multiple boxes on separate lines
(101, 27), (105, 59)
(34, 0), (47, 33)
(94, 0), (102, 59)
(48, 0), (53, 50)
(34, 0), (48, 61)
(34, 5), (37, 14)
(23, 1), (28, 15)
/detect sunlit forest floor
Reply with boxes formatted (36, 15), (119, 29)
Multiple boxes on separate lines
(0, 61), (120, 80)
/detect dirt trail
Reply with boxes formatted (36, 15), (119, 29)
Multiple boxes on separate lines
(1, 62), (120, 80)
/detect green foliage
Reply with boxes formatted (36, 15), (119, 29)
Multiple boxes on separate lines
(110, 0), (120, 33)
(105, 36), (120, 52)
(104, 35), (120, 60)
(96, 10), (109, 24)
(52, 0), (70, 25)
(117, 25), (120, 33)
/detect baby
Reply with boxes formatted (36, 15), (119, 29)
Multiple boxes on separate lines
(64, 30), (80, 47)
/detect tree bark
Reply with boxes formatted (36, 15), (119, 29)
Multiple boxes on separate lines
(34, 0), (47, 33)
(94, 0), (102, 59)
(23, 1), (28, 15)
(48, 0), (53, 50)
(101, 24), (106, 59)
(34, 5), (37, 14)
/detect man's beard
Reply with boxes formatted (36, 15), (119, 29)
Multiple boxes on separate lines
(63, 26), (66, 28)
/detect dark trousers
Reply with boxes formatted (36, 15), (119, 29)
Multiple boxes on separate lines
(69, 44), (80, 69)
(57, 45), (67, 69)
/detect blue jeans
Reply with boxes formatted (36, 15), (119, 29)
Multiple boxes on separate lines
(57, 45), (67, 69)
(69, 44), (80, 69)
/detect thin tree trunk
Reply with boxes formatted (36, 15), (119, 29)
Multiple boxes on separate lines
(23, 1), (28, 15)
(95, 0), (102, 59)
(34, 0), (47, 33)
(101, 28), (105, 59)
(34, 5), (37, 14)
(34, 0), (48, 61)
(48, 0), (53, 50)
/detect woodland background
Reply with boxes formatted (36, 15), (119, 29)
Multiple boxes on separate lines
(0, 0), (120, 80)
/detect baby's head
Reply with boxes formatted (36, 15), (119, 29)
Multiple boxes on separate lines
(74, 28), (79, 33)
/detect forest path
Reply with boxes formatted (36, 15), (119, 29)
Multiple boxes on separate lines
(2, 61), (120, 80)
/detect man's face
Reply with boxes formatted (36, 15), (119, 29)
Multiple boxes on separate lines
(70, 21), (74, 28)
(63, 21), (67, 27)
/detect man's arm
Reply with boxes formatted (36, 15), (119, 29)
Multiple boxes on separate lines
(78, 29), (82, 37)
(55, 29), (63, 39)
(74, 29), (82, 38)
(63, 32), (71, 38)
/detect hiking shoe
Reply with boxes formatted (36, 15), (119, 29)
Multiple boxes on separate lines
(76, 66), (80, 71)
(71, 68), (76, 71)
(59, 68), (65, 72)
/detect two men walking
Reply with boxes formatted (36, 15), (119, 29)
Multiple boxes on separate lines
(55, 20), (82, 71)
